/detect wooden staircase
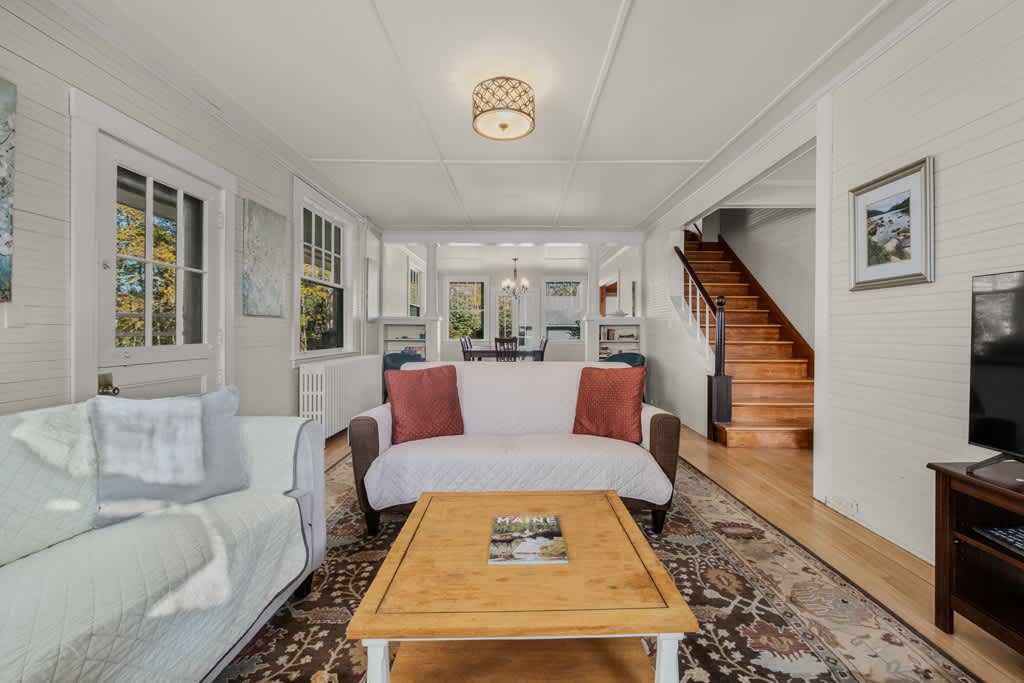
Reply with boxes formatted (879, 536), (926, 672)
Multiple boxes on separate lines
(684, 233), (813, 448)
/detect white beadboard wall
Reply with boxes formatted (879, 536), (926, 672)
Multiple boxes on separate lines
(0, 0), (348, 416)
(720, 208), (816, 344)
(826, 0), (1024, 561)
(642, 226), (709, 434)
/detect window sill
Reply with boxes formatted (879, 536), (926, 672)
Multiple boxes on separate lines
(291, 349), (360, 368)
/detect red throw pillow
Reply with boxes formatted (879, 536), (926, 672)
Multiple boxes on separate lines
(573, 367), (647, 443)
(386, 365), (464, 444)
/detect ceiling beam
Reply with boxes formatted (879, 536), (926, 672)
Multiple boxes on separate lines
(551, 0), (634, 227)
(368, 0), (473, 226)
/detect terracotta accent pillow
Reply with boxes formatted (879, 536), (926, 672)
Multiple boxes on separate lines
(386, 365), (464, 444)
(573, 367), (647, 443)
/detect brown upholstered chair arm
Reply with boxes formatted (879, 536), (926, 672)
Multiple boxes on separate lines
(349, 404), (392, 515)
(646, 410), (681, 486)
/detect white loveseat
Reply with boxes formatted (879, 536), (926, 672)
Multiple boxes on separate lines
(0, 408), (325, 683)
(350, 362), (681, 535)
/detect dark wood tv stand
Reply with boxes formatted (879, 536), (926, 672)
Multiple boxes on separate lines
(929, 462), (1024, 654)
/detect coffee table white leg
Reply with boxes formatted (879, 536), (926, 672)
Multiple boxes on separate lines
(363, 639), (390, 683)
(654, 634), (683, 683)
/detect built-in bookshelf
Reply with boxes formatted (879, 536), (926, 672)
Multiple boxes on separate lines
(383, 322), (427, 359)
(598, 322), (643, 360)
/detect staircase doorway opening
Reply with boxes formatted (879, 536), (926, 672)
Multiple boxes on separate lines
(681, 143), (818, 502)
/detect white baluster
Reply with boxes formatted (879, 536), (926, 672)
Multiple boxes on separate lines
(687, 275), (693, 323)
(705, 301), (712, 361)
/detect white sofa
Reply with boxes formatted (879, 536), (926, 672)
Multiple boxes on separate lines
(350, 362), (681, 534)
(0, 408), (325, 683)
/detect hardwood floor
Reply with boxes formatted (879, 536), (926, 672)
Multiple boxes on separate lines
(324, 429), (351, 472)
(679, 427), (1024, 683)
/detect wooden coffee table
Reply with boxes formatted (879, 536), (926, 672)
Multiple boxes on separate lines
(346, 490), (698, 682)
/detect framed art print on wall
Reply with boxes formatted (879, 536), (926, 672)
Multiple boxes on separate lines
(242, 198), (288, 317)
(0, 77), (15, 302)
(848, 157), (934, 291)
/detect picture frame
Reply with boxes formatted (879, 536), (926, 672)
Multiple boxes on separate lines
(848, 157), (934, 291)
(241, 198), (288, 317)
(0, 77), (16, 303)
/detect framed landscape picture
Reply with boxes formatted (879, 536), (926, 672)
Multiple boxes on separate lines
(848, 157), (934, 290)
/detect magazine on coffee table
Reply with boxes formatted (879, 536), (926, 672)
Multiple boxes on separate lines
(488, 515), (568, 564)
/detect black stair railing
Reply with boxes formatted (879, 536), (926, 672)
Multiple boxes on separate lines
(674, 245), (732, 436)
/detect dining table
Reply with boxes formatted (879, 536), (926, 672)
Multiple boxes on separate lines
(463, 344), (545, 361)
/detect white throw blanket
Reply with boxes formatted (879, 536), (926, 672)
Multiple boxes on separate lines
(11, 402), (96, 478)
(89, 395), (205, 485)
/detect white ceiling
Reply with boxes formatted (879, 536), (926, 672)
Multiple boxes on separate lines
(436, 243), (630, 271)
(77, 0), (878, 230)
(720, 145), (816, 208)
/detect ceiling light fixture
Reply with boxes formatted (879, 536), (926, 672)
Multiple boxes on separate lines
(500, 257), (530, 300)
(472, 76), (535, 141)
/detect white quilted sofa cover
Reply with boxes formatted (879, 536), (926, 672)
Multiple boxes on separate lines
(359, 362), (674, 509)
(0, 413), (325, 683)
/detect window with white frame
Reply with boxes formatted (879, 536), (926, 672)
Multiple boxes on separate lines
(114, 166), (206, 348)
(299, 206), (344, 352)
(543, 279), (586, 341)
(497, 293), (514, 338)
(408, 267), (421, 317)
(447, 278), (487, 340)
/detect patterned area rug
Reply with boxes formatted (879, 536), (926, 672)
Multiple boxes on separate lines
(219, 457), (975, 683)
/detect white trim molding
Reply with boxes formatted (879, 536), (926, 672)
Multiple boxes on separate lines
(812, 93), (833, 504)
(69, 89), (237, 401)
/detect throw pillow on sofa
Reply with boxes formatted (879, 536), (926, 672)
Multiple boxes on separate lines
(573, 366), (647, 443)
(88, 385), (249, 525)
(386, 364), (464, 444)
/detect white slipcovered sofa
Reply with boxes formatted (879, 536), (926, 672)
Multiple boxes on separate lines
(350, 362), (680, 535)
(0, 408), (325, 683)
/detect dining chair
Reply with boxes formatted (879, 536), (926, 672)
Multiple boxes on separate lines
(494, 336), (518, 362)
(459, 336), (474, 361)
(534, 337), (549, 362)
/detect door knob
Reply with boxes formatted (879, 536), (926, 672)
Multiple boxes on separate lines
(97, 372), (120, 396)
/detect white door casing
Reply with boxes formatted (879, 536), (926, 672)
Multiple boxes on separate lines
(70, 90), (236, 401)
(95, 135), (221, 397)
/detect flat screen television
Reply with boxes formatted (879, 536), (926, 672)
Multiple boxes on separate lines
(969, 271), (1024, 469)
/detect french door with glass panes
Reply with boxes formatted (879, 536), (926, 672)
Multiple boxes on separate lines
(94, 134), (223, 398)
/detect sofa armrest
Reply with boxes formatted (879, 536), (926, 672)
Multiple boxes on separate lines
(641, 404), (681, 487)
(349, 403), (392, 516)
(239, 417), (326, 570)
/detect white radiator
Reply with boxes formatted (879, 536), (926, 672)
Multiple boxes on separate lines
(299, 355), (383, 438)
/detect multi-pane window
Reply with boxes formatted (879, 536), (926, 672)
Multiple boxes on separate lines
(299, 207), (344, 352)
(448, 280), (486, 339)
(115, 166), (204, 348)
(408, 268), (421, 317)
(543, 280), (585, 341)
(497, 294), (514, 338)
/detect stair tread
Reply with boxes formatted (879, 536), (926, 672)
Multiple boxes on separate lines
(727, 358), (807, 363)
(721, 340), (793, 345)
(733, 379), (814, 383)
(715, 420), (813, 431)
(733, 400), (814, 406)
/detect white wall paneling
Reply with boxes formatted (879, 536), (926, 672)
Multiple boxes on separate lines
(718, 208), (816, 344)
(0, 1), (369, 416)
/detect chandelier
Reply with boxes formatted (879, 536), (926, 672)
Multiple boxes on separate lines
(500, 257), (530, 300)
(472, 76), (535, 141)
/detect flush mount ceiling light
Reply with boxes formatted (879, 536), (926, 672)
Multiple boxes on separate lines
(472, 76), (535, 141)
